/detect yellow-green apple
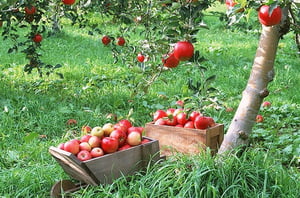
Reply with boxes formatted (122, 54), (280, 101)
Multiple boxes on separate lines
(64, 139), (80, 155)
(79, 142), (91, 152)
(101, 137), (119, 153)
(127, 131), (142, 146)
(88, 136), (101, 148)
(90, 147), (104, 158)
(91, 126), (104, 138)
(80, 134), (92, 143)
(77, 150), (92, 161)
(102, 123), (114, 136)
(110, 129), (127, 147)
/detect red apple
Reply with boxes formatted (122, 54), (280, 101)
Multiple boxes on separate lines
(110, 129), (127, 147)
(90, 147), (104, 158)
(166, 108), (176, 115)
(101, 137), (119, 153)
(127, 131), (142, 146)
(79, 142), (92, 152)
(24, 6), (36, 15)
(77, 150), (92, 161)
(62, 0), (76, 6)
(118, 144), (132, 151)
(154, 118), (166, 125)
(176, 100), (184, 107)
(118, 119), (132, 132)
(88, 136), (102, 148)
(262, 101), (271, 108)
(153, 110), (168, 121)
(102, 35), (111, 45)
(57, 143), (65, 150)
(128, 126), (144, 136)
(165, 116), (177, 126)
(207, 116), (216, 127)
(194, 116), (210, 130)
(256, 115), (264, 123)
(175, 124), (184, 127)
(64, 140), (80, 155)
(116, 37), (125, 46)
(113, 123), (128, 133)
(81, 125), (92, 134)
(176, 112), (188, 125)
(141, 138), (151, 144)
(184, 121), (195, 128)
(173, 108), (184, 117)
(32, 34), (42, 43)
(80, 134), (92, 143)
(189, 111), (201, 121)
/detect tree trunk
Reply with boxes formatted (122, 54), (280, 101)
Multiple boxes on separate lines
(218, 7), (290, 154)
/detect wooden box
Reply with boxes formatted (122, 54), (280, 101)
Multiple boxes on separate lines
(145, 123), (224, 156)
(49, 137), (160, 186)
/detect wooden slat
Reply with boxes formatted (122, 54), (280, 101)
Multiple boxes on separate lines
(49, 146), (99, 185)
(145, 123), (224, 156)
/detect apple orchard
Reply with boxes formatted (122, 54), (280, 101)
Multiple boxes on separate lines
(1, 0), (300, 157)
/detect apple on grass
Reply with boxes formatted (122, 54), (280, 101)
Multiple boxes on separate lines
(88, 136), (101, 148)
(90, 147), (104, 158)
(262, 101), (271, 108)
(77, 150), (92, 161)
(256, 115), (264, 123)
(81, 125), (92, 134)
(91, 126), (104, 138)
(127, 131), (142, 146)
(79, 142), (91, 152)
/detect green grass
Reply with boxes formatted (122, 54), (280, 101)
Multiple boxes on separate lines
(0, 3), (300, 197)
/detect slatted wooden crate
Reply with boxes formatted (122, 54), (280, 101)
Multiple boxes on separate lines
(49, 137), (160, 186)
(145, 123), (224, 156)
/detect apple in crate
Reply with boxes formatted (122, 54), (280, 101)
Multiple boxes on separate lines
(88, 136), (101, 148)
(80, 134), (92, 143)
(102, 123), (114, 136)
(64, 139), (80, 155)
(77, 150), (92, 161)
(91, 126), (104, 138)
(90, 147), (104, 158)
(79, 142), (92, 152)
(101, 137), (119, 154)
(110, 129), (127, 147)
(127, 131), (142, 146)
(118, 144), (132, 151)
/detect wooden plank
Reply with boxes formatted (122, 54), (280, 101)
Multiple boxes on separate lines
(84, 137), (160, 184)
(49, 146), (99, 185)
(145, 123), (224, 156)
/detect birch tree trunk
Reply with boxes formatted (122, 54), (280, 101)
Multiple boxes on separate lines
(218, 7), (290, 154)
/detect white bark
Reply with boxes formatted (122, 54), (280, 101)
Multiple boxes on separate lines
(218, 7), (290, 154)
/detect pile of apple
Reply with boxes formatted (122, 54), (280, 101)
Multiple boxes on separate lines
(152, 108), (216, 130)
(57, 120), (150, 161)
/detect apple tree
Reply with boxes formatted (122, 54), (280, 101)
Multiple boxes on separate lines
(218, 0), (300, 154)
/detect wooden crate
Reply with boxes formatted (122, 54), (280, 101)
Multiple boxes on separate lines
(145, 123), (224, 156)
(49, 137), (160, 186)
